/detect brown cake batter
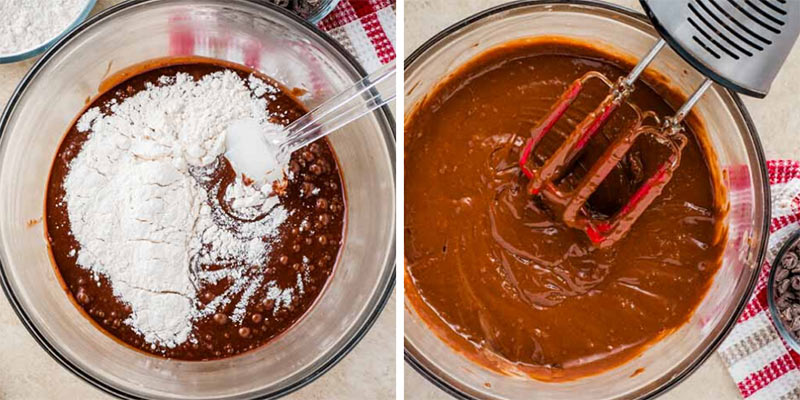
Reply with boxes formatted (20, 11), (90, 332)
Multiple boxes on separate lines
(46, 61), (346, 360)
(405, 38), (726, 381)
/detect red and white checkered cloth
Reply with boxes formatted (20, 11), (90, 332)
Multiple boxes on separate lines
(318, 0), (396, 72)
(719, 160), (800, 399)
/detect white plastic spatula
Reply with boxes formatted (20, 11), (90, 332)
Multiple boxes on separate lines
(225, 60), (395, 185)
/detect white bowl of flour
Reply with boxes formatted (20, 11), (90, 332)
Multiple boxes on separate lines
(0, 0), (96, 63)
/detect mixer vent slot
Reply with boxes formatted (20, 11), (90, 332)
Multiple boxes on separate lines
(687, 0), (788, 60)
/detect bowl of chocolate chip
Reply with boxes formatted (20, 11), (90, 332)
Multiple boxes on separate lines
(0, 0), (394, 398)
(404, 1), (768, 399)
(769, 231), (800, 352)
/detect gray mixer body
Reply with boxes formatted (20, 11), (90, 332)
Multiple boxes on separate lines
(641, 0), (800, 98)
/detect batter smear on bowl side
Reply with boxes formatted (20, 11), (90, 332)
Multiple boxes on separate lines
(404, 39), (726, 381)
(45, 60), (346, 360)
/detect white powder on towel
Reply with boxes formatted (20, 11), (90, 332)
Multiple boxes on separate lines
(64, 70), (300, 349)
(0, 0), (89, 55)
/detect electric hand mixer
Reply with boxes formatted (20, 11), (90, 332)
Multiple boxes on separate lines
(520, 0), (799, 247)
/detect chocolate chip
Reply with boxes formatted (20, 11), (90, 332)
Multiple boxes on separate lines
(778, 293), (791, 309)
(252, 313), (263, 324)
(317, 160), (330, 173)
(302, 182), (315, 197)
(302, 151), (315, 162)
(213, 313), (228, 325)
(309, 164), (322, 175)
(239, 327), (251, 338)
(780, 279), (791, 294)
(777, 267), (790, 281)
(783, 252), (799, 269)
(316, 198), (328, 210)
(790, 318), (800, 331)
(76, 289), (90, 304)
(279, 255), (289, 265)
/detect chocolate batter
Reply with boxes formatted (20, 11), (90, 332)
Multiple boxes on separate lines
(405, 39), (726, 381)
(46, 61), (346, 360)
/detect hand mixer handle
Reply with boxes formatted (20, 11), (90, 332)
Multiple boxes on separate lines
(641, 0), (800, 98)
(277, 60), (396, 157)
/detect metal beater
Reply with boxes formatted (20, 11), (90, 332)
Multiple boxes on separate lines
(521, 0), (799, 247)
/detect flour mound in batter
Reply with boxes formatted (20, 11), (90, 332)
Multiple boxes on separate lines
(64, 71), (289, 348)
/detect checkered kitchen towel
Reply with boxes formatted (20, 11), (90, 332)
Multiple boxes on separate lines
(719, 160), (800, 399)
(318, 0), (396, 72)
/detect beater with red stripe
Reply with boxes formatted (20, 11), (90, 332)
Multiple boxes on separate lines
(520, 0), (799, 247)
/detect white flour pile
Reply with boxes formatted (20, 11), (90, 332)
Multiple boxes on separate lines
(0, 0), (88, 55)
(64, 70), (301, 349)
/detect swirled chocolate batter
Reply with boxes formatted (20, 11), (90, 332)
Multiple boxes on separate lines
(46, 60), (345, 360)
(405, 39), (726, 380)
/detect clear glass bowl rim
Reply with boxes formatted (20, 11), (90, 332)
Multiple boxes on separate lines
(0, 0), (396, 399)
(403, 0), (770, 398)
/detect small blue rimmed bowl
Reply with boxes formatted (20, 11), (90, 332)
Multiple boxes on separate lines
(0, 0), (97, 64)
(306, 0), (341, 24)
(768, 230), (800, 353)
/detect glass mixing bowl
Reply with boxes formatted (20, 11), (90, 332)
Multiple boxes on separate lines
(0, 0), (395, 398)
(404, 1), (768, 399)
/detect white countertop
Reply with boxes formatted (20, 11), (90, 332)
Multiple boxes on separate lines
(404, 0), (800, 398)
(0, 1), (395, 399)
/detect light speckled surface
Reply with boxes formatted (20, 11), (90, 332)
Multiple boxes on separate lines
(404, 0), (800, 399)
(0, 1), (395, 399)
